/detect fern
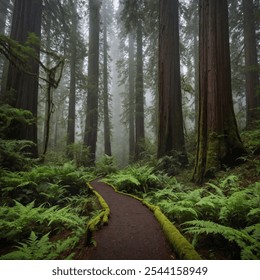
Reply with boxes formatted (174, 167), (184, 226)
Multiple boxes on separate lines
(219, 188), (256, 227)
(0, 200), (87, 242)
(0, 231), (75, 260)
(183, 220), (260, 259)
(195, 194), (225, 221)
(158, 201), (198, 222)
(103, 165), (161, 194)
(95, 154), (117, 175)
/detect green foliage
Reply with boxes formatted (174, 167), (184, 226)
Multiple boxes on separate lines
(156, 154), (183, 176)
(95, 155), (117, 176)
(66, 142), (90, 167)
(241, 122), (260, 153)
(0, 158), (99, 259)
(0, 200), (86, 242)
(183, 221), (260, 260)
(0, 231), (75, 260)
(0, 139), (35, 171)
(0, 162), (95, 205)
(103, 165), (160, 193)
(0, 104), (36, 171)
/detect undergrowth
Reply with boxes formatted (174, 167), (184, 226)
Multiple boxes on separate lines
(104, 161), (260, 259)
(0, 161), (99, 259)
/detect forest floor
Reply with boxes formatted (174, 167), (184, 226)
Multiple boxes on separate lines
(74, 179), (175, 260)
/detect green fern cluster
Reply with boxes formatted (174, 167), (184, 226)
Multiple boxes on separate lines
(0, 200), (87, 242)
(0, 104), (36, 171)
(0, 231), (76, 260)
(0, 160), (99, 259)
(0, 162), (95, 206)
(183, 221), (260, 259)
(241, 121), (260, 153)
(141, 172), (260, 259)
(102, 165), (160, 194)
(95, 155), (117, 176)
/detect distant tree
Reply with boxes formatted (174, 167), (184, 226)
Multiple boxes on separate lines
(101, 0), (112, 156)
(157, 0), (188, 165)
(0, 0), (9, 35)
(128, 32), (135, 161)
(242, 0), (260, 127)
(119, 0), (146, 161)
(192, 0), (246, 184)
(66, 0), (78, 157)
(4, 0), (43, 157)
(84, 0), (101, 164)
(0, 0), (10, 96)
(134, 18), (145, 161)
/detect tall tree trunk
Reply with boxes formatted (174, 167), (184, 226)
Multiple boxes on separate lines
(102, 1), (112, 156)
(42, 15), (52, 155)
(128, 32), (135, 162)
(84, 0), (100, 164)
(0, 0), (8, 34)
(192, 0), (246, 184)
(66, 0), (77, 158)
(242, 0), (260, 127)
(0, 0), (10, 97)
(134, 19), (145, 161)
(193, 2), (199, 134)
(158, 0), (188, 165)
(5, 0), (42, 157)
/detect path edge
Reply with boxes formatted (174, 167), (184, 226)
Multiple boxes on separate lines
(85, 182), (110, 245)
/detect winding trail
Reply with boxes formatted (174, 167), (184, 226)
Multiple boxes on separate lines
(87, 179), (174, 260)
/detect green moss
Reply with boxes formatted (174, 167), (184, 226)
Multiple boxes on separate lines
(85, 182), (110, 245)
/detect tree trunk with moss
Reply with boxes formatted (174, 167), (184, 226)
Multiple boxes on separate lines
(192, 0), (246, 184)
(242, 0), (260, 127)
(4, 0), (42, 157)
(158, 0), (188, 165)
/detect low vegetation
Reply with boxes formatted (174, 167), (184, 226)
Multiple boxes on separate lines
(0, 162), (100, 259)
(103, 139), (260, 259)
(0, 105), (259, 260)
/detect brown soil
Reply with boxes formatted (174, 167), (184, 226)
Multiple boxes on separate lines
(75, 179), (175, 260)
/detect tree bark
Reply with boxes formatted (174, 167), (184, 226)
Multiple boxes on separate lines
(102, 1), (112, 156)
(158, 0), (188, 165)
(83, 0), (100, 164)
(242, 0), (260, 127)
(134, 19), (145, 161)
(0, 0), (8, 34)
(128, 32), (135, 161)
(66, 0), (77, 158)
(0, 0), (9, 97)
(5, 0), (42, 157)
(192, 0), (246, 184)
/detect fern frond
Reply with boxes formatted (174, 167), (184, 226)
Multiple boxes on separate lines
(183, 220), (256, 250)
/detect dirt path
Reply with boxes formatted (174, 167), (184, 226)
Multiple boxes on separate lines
(86, 179), (174, 260)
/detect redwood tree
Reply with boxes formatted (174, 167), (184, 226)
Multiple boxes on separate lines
(128, 32), (135, 161)
(5, 0), (42, 157)
(102, 0), (112, 156)
(158, 0), (188, 164)
(242, 0), (260, 127)
(66, 0), (77, 156)
(134, 19), (145, 161)
(84, 0), (101, 164)
(192, 0), (245, 184)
